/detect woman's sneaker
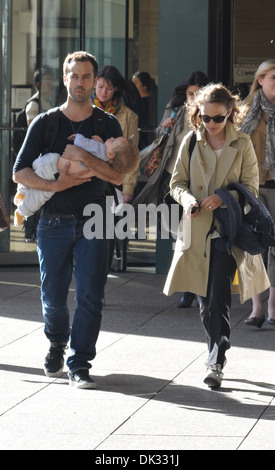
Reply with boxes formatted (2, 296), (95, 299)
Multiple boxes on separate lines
(44, 342), (67, 377)
(204, 364), (224, 389)
(69, 369), (96, 389)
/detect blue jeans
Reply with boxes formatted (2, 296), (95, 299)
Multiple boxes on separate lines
(37, 215), (109, 373)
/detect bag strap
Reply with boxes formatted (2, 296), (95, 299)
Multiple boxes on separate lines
(188, 131), (196, 187)
(41, 104), (108, 154)
(41, 106), (61, 153)
(92, 105), (107, 141)
(189, 131), (196, 156)
(164, 106), (179, 135)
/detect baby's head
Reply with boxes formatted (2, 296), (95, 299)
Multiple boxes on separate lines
(105, 136), (140, 174)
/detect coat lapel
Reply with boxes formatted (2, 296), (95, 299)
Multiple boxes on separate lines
(215, 145), (238, 188)
(195, 122), (240, 191)
(191, 141), (217, 195)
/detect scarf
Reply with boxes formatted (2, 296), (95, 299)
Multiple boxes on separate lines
(92, 94), (121, 115)
(241, 88), (275, 171)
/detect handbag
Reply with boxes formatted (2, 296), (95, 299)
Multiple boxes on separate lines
(0, 193), (10, 231)
(143, 133), (169, 177)
(143, 107), (179, 178)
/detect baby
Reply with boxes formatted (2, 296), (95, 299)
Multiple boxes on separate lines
(14, 133), (140, 226)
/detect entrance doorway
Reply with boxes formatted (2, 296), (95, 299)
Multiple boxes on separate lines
(0, 0), (128, 263)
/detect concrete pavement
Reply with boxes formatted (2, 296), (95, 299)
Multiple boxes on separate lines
(0, 264), (275, 451)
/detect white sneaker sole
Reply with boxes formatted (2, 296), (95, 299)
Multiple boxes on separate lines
(204, 372), (223, 389)
(44, 366), (64, 378)
(69, 378), (97, 389)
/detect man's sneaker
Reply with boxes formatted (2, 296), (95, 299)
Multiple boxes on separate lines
(44, 342), (67, 377)
(204, 364), (224, 389)
(69, 369), (96, 389)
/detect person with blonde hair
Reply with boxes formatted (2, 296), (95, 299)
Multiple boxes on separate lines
(241, 59), (275, 328)
(164, 83), (269, 389)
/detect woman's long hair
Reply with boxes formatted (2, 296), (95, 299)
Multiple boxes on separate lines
(189, 83), (241, 130)
(132, 71), (158, 94)
(244, 59), (275, 105)
(96, 65), (136, 108)
(169, 70), (208, 108)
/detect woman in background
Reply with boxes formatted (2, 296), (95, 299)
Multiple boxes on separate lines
(93, 65), (139, 203)
(132, 71), (158, 149)
(157, 71), (208, 308)
(241, 59), (275, 328)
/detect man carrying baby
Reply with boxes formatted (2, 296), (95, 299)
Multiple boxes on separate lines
(13, 51), (126, 389)
(14, 133), (139, 225)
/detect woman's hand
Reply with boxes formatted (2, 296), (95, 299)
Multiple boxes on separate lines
(201, 194), (223, 211)
(161, 117), (175, 132)
(190, 201), (201, 218)
(123, 194), (133, 203)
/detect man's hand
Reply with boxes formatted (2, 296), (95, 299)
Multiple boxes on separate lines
(63, 144), (124, 186)
(62, 144), (83, 162)
(54, 161), (91, 191)
(92, 135), (104, 143)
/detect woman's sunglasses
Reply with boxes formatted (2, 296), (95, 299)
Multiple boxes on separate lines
(200, 113), (228, 124)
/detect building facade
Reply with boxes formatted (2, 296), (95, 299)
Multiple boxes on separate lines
(0, 0), (274, 264)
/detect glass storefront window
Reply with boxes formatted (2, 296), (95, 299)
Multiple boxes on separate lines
(1, 0), (155, 265)
(9, 2), (82, 258)
(41, 0), (81, 106)
(8, 0), (85, 259)
(85, 0), (127, 74)
(1, 0), (129, 262)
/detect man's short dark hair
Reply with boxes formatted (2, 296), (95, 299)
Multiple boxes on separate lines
(63, 51), (98, 76)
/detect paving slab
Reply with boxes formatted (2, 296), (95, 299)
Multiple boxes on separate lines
(0, 265), (275, 451)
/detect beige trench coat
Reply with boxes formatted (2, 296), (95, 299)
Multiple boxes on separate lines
(163, 122), (270, 304)
(116, 103), (140, 197)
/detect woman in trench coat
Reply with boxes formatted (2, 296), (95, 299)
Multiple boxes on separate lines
(163, 83), (270, 389)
